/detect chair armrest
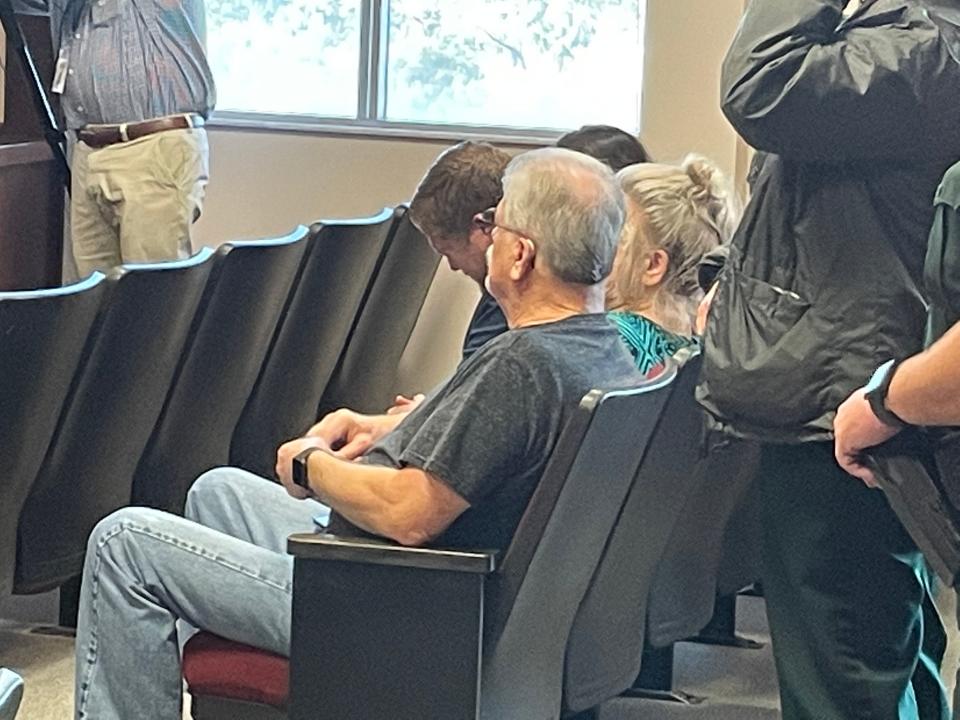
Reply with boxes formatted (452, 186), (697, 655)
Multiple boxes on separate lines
(287, 532), (497, 574)
(288, 533), (495, 719)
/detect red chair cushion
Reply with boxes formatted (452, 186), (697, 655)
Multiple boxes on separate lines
(183, 632), (290, 709)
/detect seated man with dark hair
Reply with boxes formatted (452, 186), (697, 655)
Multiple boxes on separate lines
(315, 139), (513, 439)
(409, 140), (512, 361)
(73, 148), (643, 720)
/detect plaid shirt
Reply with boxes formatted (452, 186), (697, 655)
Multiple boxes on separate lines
(16, 0), (215, 128)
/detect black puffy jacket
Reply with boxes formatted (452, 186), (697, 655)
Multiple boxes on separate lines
(697, 0), (960, 443)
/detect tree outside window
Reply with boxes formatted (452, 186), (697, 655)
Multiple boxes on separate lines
(206, 0), (644, 133)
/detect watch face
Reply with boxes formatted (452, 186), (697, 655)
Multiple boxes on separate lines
(293, 452), (310, 488)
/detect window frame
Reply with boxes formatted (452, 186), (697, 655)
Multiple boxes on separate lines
(207, 0), (641, 143)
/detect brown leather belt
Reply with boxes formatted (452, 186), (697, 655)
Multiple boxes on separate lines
(77, 114), (205, 149)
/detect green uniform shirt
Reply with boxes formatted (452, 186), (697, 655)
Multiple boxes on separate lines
(924, 161), (960, 345)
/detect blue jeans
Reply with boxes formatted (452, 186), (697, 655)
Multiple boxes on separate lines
(74, 467), (325, 720)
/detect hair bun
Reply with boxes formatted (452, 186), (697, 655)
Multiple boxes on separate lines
(681, 153), (741, 241)
(682, 154), (726, 198)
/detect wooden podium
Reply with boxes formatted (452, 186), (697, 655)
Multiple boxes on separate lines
(0, 13), (64, 290)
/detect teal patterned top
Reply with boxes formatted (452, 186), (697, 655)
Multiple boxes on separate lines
(607, 311), (697, 376)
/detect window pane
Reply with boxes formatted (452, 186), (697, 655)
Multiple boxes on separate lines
(207, 0), (362, 117)
(383, 0), (645, 131)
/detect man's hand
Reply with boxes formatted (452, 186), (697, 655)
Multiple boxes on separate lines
(834, 387), (901, 488)
(386, 393), (425, 415)
(275, 436), (330, 499)
(305, 408), (400, 460)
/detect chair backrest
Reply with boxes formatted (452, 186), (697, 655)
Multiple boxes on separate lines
(562, 353), (709, 713)
(478, 371), (677, 720)
(644, 438), (761, 647)
(0, 274), (105, 596)
(0, 668), (24, 720)
(230, 209), (398, 478)
(15, 249), (215, 593)
(318, 208), (440, 415)
(132, 227), (310, 514)
(715, 466), (764, 597)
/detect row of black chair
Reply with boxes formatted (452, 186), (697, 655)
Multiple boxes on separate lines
(0, 207), (439, 604)
(0, 667), (23, 719)
(184, 353), (764, 719)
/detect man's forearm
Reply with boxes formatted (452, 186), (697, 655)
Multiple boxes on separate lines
(306, 452), (465, 546)
(886, 321), (960, 426)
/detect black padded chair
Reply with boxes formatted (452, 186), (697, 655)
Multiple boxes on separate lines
(14, 249), (216, 595)
(562, 353), (713, 715)
(714, 470), (764, 599)
(185, 372), (677, 720)
(0, 274), (106, 597)
(230, 209), (399, 478)
(317, 208), (440, 415)
(0, 668), (23, 720)
(132, 227), (310, 514)
(628, 438), (762, 697)
(685, 467), (765, 651)
(644, 439), (761, 649)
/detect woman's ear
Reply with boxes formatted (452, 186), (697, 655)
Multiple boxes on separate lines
(643, 249), (669, 288)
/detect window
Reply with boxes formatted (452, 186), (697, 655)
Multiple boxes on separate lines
(206, 0), (646, 136)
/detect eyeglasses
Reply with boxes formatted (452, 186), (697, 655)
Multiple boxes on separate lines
(472, 207), (536, 245)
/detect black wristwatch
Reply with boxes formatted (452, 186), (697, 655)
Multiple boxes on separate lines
(292, 447), (323, 490)
(863, 359), (909, 430)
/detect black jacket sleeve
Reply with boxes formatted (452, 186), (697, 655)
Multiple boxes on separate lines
(721, 0), (960, 162)
(9, 0), (50, 14)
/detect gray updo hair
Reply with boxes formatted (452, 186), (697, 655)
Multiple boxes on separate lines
(610, 154), (741, 333)
(500, 148), (625, 285)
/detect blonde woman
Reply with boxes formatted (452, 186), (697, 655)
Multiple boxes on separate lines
(607, 155), (741, 374)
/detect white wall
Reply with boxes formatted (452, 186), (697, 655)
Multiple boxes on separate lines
(192, 0), (746, 393)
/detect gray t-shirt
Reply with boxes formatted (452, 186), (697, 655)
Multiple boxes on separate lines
(326, 313), (644, 551)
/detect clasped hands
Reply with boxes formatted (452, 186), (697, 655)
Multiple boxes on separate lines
(275, 398), (418, 498)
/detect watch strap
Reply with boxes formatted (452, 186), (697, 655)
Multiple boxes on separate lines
(864, 359), (908, 430)
(292, 447), (323, 489)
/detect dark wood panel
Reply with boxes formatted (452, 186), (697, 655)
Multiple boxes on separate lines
(0, 142), (64, 290)
(0, 14), (64, 289)
(1, 13), (59, 145)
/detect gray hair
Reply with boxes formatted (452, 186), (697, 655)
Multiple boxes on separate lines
(612, 154), (742, 332)
(500, 148), (625, 285)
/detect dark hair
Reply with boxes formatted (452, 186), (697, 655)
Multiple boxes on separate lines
(409, 141), (512, 241)
(556, 125), (652, 172)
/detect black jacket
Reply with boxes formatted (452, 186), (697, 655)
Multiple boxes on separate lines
(697, 0), (960, 443)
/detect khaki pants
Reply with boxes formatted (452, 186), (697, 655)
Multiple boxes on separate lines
(70, 127), (209, 276)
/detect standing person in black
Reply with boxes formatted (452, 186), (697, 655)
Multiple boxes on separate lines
(697, 1), (960, 718)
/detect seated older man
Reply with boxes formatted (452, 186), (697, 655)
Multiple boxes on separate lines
(73, 147), (643, 720)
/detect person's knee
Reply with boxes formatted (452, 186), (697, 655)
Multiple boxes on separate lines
(185, 466), (256, 522)
(86, 507), (160, 562)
